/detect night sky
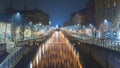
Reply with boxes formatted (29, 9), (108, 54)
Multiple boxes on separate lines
(0, 0), (89, 26)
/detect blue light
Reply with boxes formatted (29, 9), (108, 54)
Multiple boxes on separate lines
(17, 12), (20, 16)
(83, 25), (85, 28)
(107, 32), (110, 35)
(117, 31), (120, 39)
(114, 32), (116, 35)
(89, 24), (92, 26)
(29, 21), (32, 25)
(104, 19), (109, 25)
(104, 19), (107, 23)
(56, 24), (58, 28)
(15, 12), (21, 19)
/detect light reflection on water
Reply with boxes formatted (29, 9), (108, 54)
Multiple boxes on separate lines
(30, 31), (82, 68)
(56, 31), (58, 41)
(30, 61), (32, 68)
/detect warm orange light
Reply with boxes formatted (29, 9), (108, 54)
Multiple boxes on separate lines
(32, 31), (82, 68)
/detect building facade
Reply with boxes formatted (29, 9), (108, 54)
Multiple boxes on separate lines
(86, 0), (95, 26)
(95, 0), (120, 28)
(67, 0), (95, 28)
(95, 0), (120, 39)
(0, 3), (50, 42)
(20, 9), (49, 25)
(70, 9), (87, 27)
(4, 2), (49, 25)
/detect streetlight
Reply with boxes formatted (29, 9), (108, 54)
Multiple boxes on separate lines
(11, 12), (21, 45)
(39, 23), (41, 26)
(17, 12), (20, 16)
(82, 25), (85, 29)
(104, 19), (109, 26)
(89, 24), (92, 27)
(49, 21), (52, 26)
(103, 19), (110, 38)
(56, 24), (58, 29)
(28, 21), (32, 26)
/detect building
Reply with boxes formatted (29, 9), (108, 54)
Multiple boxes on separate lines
(5, 10), (50, 26)
(4, 2), (49, 25)
(86, 0), (95, 26)
(0, 11), (12, 42)
(69, 9), (87, 27)
(0, 2), (50, 42)
(95, 0), (120, 39)
(95, 0), (120, 28)
(20, 9), (49, 25)
(66, 0), (95, 27)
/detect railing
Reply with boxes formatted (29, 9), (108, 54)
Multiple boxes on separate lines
(70, 34), (120, 52)
(16, 33), (51, 47)
(0, 43), (6, 51)
(0, 32), (52, 68)
(0, 45), (33, 68)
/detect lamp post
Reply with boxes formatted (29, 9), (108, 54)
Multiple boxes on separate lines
(28, 21), (33, 39)
(103, 19), (109, 39)
(11, 12), (21, 45)
(11, 17), (14, 41)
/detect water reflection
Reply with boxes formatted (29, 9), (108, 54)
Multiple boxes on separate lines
(56, 31), (58, 41)
(31, 31), (82, 68)
(30, 61), (32, 68)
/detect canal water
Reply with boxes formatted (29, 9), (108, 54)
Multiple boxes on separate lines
(28, 31), (82, 68)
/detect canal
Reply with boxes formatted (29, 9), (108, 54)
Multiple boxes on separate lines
(15, 31), (83, 68)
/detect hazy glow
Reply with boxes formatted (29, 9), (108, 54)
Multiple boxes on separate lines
(39, 46), (41, 61)
(117, 31), (120, 39)
(36, 54), (39, 65)
(17, 12), (20, 16)
(56, 31), (58, 41)
(56, 24), (58, 28)
(104, 19), (109, 25)
(31, 31), (82, 68)
(30, 61), (32, 68)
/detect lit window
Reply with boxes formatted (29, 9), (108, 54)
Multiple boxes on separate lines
(114, 2), (116, 8)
